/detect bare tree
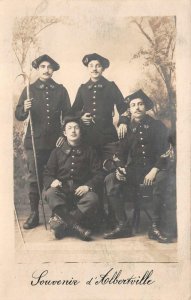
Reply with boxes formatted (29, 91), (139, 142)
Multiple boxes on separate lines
(12, 15), (63, 78)
(130, 17), (176, 135)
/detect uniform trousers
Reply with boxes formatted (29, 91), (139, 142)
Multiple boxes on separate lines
(44, 184), (99, 216)
(94, 141), (119, 163)
(25, 149), (52, 210)
(105, 165), (168, 224)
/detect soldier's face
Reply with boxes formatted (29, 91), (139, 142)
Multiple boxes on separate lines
(38, 61), (54, 81)
(87, 60), (104, 81)
(129, 99), (146, 119)
(64, 122), (81, 143)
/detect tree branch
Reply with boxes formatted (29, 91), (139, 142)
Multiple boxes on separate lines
(154, 63), (166, 83)
(12, 46), (23, 72)
(165, 36), (173, 56)
(132, 20), (155, 46)
(34, 21), (58, 37)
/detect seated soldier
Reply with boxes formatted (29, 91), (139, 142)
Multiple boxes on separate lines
(104, 89), (173, 243)
(43, 116), (103, 241)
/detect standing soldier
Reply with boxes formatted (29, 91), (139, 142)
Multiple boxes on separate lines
(69, 53), (128, 162)
(104, 90), (172, 242)
(15, 54), (71, 229)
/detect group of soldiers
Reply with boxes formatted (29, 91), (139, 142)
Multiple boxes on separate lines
(15, 53), (175, 243)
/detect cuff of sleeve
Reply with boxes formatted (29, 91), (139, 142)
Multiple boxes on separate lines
(117, 116), (130, 126)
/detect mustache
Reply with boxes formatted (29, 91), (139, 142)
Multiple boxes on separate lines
(43, 73), (50, 75)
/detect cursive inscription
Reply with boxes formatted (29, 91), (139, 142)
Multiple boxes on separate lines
(86, 268), (155, 285)
(31, 270), (80, 286)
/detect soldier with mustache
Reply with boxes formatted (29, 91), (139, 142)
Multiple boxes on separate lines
(15, 54), (71, 230)
(104, 90), (173, 242)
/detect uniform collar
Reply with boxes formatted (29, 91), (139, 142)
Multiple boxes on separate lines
(86, 76), (108, 90)
(61, 140), (84, 155)
(130, 114), (153, 132)
(34, 78), (59, 90)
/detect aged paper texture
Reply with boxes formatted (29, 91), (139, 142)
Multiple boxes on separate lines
(0, 0), (190, 299)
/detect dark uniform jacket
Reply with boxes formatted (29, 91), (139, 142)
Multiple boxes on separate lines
(15, 78), (71, 150)
(116, 115), (170, 176)
(70, 76), (127, 146)
(43, 140), (103, 191)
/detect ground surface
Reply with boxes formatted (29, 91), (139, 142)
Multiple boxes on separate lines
(15, 202), (177, 264)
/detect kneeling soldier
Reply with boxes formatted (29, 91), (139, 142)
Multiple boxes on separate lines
(44, 116), (103, 241)
(104, 90), (172, 243)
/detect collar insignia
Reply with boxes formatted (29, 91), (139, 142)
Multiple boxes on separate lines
(144, 125), (149, 129)
(39, 84), (45, 89)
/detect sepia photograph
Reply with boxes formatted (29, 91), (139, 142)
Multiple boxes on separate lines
(13, 4), (177, 263)
(0, 0), (190, 299)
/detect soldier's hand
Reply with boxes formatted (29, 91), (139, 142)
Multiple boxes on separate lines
(116, 167), (126, 181)
(143, 168), (159, 186)
(75, 185), (89, 196)
(56, 136), (64, 147)
(117, 124), (127, 139)
(81, 113), (92, 126)
(24, 98), (33, 112)
(51, 179), (62, 188)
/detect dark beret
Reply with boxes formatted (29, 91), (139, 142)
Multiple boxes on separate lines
(61, 115), (82, 130)
(125, 89), (154, 111)
(82, 53), (110, 69)
(32, 54), (60, 71)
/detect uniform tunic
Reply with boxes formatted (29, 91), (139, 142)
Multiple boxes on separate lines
(116, 114), (169, 178)
(15, 78), (71, 201)
(44, 141), (103, 213)
(15, 78), (71, 150)
(105, 114), (171, 223)
(70, 76), (127, 148)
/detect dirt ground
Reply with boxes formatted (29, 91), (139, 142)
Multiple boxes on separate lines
(15, 201), (177, 264)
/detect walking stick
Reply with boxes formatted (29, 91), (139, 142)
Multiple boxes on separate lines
(16, 73), (47, 230)
(25, 77), (47, 230)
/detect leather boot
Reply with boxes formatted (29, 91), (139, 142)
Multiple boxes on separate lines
(104, 196), (131, 239)
(104, 222), (132, 239)
(54, 205), (92, 241)
(148, 223), (172, 243)
(72, 224), (92, 241)
(23, 194), (39, 229)
(23, 211), (39, 229)
(49, 214), (68, 239)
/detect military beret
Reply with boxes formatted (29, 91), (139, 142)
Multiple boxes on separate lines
(32, 54), (60, 71)
(82, 53), (110, 69)
(125, 89), (154, 111)
(61, 115), (82, 130)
